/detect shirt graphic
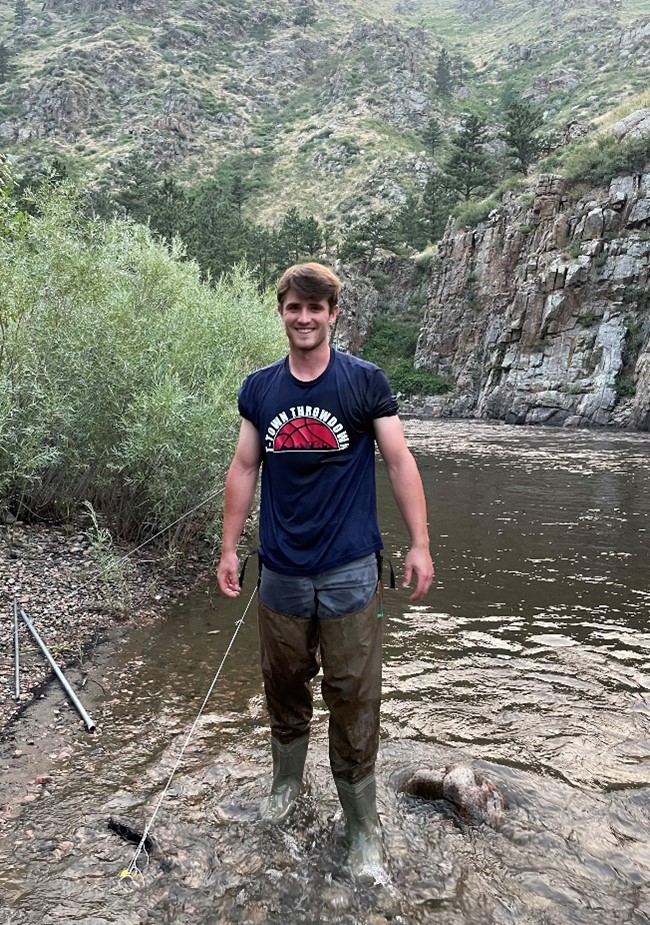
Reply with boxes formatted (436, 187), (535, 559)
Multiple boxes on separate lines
(265, 405), (350, 452)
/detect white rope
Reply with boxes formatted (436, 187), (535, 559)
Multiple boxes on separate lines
(117, 486), (225, 564)
(123, 585), (257, 878)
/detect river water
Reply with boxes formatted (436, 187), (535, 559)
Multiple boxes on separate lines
(2, 420), (650, 925)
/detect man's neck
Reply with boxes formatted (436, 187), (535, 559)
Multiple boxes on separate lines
(288, 343), (332, 382)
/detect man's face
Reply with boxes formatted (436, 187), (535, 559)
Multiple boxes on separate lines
(277, 287), (339, 352)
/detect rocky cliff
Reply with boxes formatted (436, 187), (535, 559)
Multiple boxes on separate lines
(415, 116), (650, 430)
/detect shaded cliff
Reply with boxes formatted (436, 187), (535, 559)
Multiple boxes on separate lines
(415, 168), (650, 430)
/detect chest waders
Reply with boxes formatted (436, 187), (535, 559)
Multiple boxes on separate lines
(257, 585), (384, 879)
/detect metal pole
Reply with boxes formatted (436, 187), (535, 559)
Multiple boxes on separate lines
(20, 608), (96, 732)
(13, 599), (20, 699)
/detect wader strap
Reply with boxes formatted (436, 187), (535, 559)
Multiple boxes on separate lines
(376, 552), (396, 590)
(238, 551), (261, 589)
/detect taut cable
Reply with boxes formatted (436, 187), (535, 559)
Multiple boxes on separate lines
(116, 486), (225, 564)
(120, 585), (257, 880)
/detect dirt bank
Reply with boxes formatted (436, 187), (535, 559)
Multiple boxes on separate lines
(0, 520), (212, 735)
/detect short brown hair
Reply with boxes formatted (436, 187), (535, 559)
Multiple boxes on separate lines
(276, 262), (341, 310)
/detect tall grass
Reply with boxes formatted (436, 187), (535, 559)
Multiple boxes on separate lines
(0, 180), (286, 548)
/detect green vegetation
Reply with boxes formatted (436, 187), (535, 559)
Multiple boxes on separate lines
(453, 195), (498, 229)
(361, 318), (450, 397)
(339, 211), (399, 263)
(500, 100), (543, 176)
(0, 174), (286, 548)
(71, 153), (327, 290)
(615, 377), (636, 398)
(434, 48), (453, 97)
(558, 133), (650, 187)
(445, 113), (494, 202)
(421, 117), (443, 157)
(0, 41), (15, 83)
(14, 0), (28, 29)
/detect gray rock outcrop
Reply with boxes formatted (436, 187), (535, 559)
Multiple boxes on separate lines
(415, 169), (650, 429)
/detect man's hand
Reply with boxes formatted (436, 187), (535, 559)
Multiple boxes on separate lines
(217, 551), (241, 598)
(403, 546), (435, 601)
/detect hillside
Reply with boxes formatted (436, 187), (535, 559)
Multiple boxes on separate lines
(1, 0), (649, 226)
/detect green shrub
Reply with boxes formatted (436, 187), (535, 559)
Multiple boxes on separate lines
(0, 181), (286, 547)
(562, 132), (650, 186)
(361, 318), (450, 396)
(616, 377), (636, 398)
(453, 197), (499, 229)
(361, 318), (419, 368)
(368, 270), (392, 290)
(389, 361), (451, 397)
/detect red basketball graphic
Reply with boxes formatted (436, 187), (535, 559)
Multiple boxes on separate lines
(274, 416), (339, 451)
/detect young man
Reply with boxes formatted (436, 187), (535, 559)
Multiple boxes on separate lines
(217, 262), (434, 879)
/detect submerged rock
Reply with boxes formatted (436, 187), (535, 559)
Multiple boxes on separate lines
(396, 764), (506, 828)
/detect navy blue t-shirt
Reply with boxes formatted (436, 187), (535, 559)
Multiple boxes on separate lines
(238, 349), (398, 576)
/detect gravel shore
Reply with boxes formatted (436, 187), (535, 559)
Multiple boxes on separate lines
(0, 520), (212, 734)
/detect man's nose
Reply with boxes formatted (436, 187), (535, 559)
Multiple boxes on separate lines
(297, 307), (311, 323)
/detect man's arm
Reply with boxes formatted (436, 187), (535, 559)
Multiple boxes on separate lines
(216, 419), (263, 598)
(374, 415), (434, 601)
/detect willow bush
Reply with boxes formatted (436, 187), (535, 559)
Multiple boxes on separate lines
(0, 180), (286, 547)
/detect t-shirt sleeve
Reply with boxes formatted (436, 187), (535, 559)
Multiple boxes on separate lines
(237, 375), (257, 426)
(371, 367), (399, 419)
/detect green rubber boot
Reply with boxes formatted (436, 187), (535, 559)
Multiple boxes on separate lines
(335, 773), (385, 881)
(260, 735), (309, 824)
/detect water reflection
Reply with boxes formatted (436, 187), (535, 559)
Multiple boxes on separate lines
(2, 421), (650, 925)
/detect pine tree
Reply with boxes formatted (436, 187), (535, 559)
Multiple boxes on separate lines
(112, 153), (159, 224)
(500, 100), (543, 175)
(338, 212), (397, 263)
(183, 179), (245, 279)
(434, 48), (453, 97)
(444, 113), (494, 201)
(149, 177), (187, 242)
(299, 215), (322, 257)
(0, 43), (15, 84)
(274, 208), (322, 265)
(278, 207), (306, 264)
(395, 194), (429, 250)
(422, 117), (443, 157)
(229, 174), (247, 218)
(422, 172), (458, 241)
(246, 225), (275, 291)
(15, 0), (28, 28)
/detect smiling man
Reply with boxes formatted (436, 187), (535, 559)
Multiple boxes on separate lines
(217, 262), (434, 880)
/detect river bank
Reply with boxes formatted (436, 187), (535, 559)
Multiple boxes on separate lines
(0, 519), (212, 735)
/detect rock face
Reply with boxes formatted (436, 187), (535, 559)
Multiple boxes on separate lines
(416, 168), (650, 429)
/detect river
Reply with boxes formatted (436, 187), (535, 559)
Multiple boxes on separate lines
(2, 420), (650, 925)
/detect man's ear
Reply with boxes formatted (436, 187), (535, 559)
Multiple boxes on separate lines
(276, 302), (283, 316)
(329, 304), (340, 322)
